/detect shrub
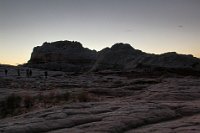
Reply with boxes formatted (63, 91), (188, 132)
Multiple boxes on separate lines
(0, 93), (22, 118)
(6, 93), (22, 111)
(24, 95), (34, 109)
(77, 91), (90, 102)
(0, 101), (7, 118)
(62, 91), (70, 101)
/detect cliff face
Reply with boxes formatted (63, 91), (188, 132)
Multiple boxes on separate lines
(28, 41), (97, 71)
(27, 40), (200, 72)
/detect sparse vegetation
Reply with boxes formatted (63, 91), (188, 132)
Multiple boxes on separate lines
(62, 91), (70, 101)
(0, 93), (22, 118)
(0, 89), (94, 118)
(77, 91), (91, 102)
(24, 95), (34, 109)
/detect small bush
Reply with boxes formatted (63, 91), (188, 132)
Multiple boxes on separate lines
(62, 91), (70, 101)
(37, 93), (44, 101)
(6, 93), (22, 109)
(24, 95), (34, 109)
(47, 91), (57, 104)
(0, 93), (22, 118)
(114, 81), (123, 85)
(0, 101), (7, 118)
(77, 91), (90, 102)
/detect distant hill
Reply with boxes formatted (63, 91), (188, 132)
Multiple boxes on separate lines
(26, 40), (200, 72)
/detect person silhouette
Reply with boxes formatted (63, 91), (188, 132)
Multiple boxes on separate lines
(5, 69), (8, 76)
(29, 69), (32, 77)
(17, 68), (20, 76)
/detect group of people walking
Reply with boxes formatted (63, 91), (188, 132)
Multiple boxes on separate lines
(3, 68), (48, 78)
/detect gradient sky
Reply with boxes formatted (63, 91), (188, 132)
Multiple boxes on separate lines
(1, 0), (200, 65)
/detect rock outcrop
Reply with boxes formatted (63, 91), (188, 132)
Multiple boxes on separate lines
(28, 41), (97, 72)
(92, 43), (200, 71)
(126, 52), (200, 71)
(27, 40), (200, 72)
(91, 43), (145, 71)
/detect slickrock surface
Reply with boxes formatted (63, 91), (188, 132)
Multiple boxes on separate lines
(0, 66), (200, 133)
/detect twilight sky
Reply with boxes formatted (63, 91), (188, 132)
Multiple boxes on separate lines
(0, 0), (200, 65)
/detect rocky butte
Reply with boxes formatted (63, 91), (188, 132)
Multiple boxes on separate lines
(27, 40), (200, 72)
(27, 40), (97, 72)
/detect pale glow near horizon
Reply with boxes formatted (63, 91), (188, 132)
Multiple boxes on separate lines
(0, 0), (200, 65)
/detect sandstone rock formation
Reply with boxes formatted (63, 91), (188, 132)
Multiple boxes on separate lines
(28, 41), (97, 72)
(26, 40), (200, 72)
(91, 43), (145, 71)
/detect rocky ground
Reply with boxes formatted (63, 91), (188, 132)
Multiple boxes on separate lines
(0, 66), (200, 133)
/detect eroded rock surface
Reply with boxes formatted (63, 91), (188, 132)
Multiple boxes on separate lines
(0, 66), (200, 133)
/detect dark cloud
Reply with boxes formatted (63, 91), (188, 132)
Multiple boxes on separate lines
(178, 25), (183, 28)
